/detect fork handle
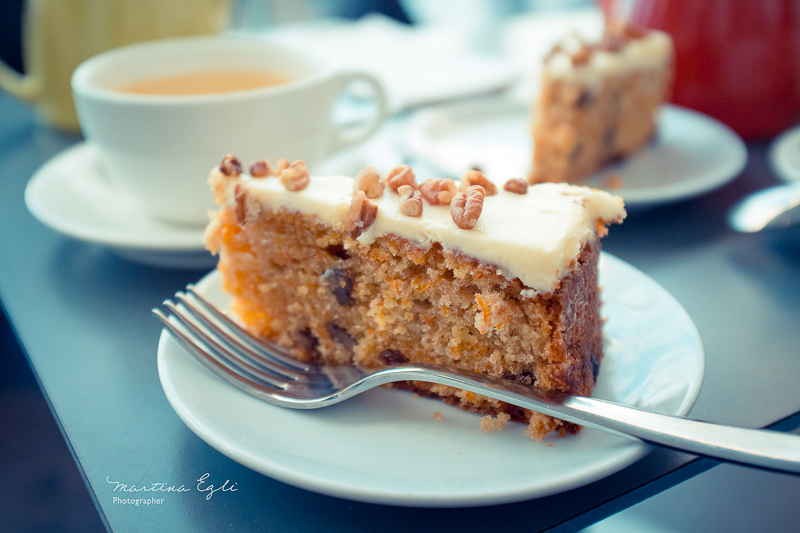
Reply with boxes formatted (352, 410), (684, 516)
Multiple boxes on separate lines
(393, 365), (800, 474)
(559, 396), (800, 474)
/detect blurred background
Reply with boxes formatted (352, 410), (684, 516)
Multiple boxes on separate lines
(2, 0), (800, 531)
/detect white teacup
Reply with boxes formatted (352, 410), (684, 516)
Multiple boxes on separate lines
(71, 36), (388, 226)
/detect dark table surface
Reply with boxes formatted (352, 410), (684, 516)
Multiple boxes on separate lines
(2, 87), (800, 532)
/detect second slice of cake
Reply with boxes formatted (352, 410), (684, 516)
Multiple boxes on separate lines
(205, 157), (626, 440)
(530, 22), (674, 184)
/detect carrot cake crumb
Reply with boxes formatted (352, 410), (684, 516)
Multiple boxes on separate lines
(479, 412), (511, 433)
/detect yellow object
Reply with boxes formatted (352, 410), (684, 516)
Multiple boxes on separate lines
(0, 0), (231, 132)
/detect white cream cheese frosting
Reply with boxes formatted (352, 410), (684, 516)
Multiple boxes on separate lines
(219, 172), (625, 294)
(546, 29), (673, 84)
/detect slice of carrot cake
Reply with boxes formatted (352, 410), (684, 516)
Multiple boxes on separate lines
(205, 156), (626, 440)
(530, 21), (674, 184)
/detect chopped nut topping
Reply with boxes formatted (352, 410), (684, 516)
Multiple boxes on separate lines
(601, 21), (648, 51)
(622, 21), (648, 39)
(279, 160), (310, 192)
(353, 165), (385, 199)
(219, 154), (242, 177)
(419, 178), (457, 205)
(458, 169), (497, 196)
(565, 22), (650, 67)
(344, 191), (378, 238)
(397, 185), (423, 217)
(571, 45), (593, 66)
(249, 160), (273, 177)
(450, 185), (485, 230)
(233, 183), (261, 224)
(503, 178), (528, 195)
(549, 21), (651, 70)
(385, 165), (417, 192)
(544, 43), (564, 61)
(275, 158), (290, 174)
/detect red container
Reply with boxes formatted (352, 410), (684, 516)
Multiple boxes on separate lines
(601, 0), (800, 140)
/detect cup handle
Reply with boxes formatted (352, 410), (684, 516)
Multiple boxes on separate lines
(0, 59), (40, 101)
(326, 71), (388, 155)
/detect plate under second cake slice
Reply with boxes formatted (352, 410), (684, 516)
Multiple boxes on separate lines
(204, 157), (626, 440)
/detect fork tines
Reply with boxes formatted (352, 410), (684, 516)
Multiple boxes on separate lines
(153, 286), (310, 395)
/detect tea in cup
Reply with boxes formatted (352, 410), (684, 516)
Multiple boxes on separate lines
(71, 36), (388, 226)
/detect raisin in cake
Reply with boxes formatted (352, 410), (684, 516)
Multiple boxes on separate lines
(205, 156), (626, 440)
(529, 21), (674, 184)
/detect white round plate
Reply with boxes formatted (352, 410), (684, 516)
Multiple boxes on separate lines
(157, 253), (704, 507)
(406, 99), (747, 208)
(25, 142), (215, 269)
(769, 123), (800, 183)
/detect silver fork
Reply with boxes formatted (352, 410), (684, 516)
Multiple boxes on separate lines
(153, 285), (800, 474)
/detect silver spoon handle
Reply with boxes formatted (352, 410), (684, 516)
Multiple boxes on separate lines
(728, 180), (800, 232)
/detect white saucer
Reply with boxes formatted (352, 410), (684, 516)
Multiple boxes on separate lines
(769, 123), (800, 183)
(406, 99), (748, 208)
(158, 254), (704, 506)
(25, 142), (215, 269)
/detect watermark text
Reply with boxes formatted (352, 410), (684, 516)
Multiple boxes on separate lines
(107, 473), (238, 504)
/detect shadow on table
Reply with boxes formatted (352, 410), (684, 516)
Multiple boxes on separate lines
(726, 225), (800, 312)
(0, 310), (106, 533)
